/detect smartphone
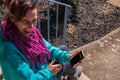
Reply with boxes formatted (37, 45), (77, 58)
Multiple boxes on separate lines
(70, 51), (84, 67)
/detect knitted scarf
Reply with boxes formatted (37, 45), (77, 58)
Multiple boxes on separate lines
(1, 20), (50, 68)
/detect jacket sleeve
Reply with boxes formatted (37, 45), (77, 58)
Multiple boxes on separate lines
(1, 41), (54, 80)
(43, 39), (70, 63)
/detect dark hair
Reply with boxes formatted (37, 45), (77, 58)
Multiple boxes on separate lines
(0, 0), (4, 5)
(4, 0), (37, 21)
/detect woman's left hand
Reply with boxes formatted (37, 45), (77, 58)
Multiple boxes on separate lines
(70, 51), (83, 68)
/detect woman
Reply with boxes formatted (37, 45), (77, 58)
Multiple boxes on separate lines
(0, 0), (82, 80)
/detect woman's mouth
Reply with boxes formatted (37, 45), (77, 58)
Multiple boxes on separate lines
(24, 30), (32, 37)
(24, 30), (30, 33)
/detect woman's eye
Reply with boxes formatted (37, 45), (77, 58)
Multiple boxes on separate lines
(22, 20), (28, 23)
(21, 20), (29, 25)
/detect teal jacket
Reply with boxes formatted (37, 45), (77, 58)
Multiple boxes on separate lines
(0, 30), (70, 80)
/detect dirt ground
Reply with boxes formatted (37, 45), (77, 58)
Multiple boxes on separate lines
(65, 0), (120, 50)
(38, 0), (120, 51)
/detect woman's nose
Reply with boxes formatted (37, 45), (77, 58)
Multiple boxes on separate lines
(28, 23), (34, 28)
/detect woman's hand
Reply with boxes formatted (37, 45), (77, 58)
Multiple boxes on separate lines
(70, 51), (83, 68)
(70, 51), (79, 60)
(48, 60), (62, 75)
(73, 60), (82, 68)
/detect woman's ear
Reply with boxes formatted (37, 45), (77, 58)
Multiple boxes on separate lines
(9, 13), (15, 22)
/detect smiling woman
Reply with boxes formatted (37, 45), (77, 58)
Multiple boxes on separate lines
(0, 0), (82, 80)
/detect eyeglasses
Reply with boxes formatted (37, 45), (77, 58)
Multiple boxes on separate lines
(20, 19), (37, 27)
(19, 0), (38, 3)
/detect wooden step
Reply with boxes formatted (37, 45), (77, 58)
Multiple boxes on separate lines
(107, 0), (120, 7)
(78, 72), (91, 80)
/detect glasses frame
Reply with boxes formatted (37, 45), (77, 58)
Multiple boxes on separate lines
(19, 18), (38, 27)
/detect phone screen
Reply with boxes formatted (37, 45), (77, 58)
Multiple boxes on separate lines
(70, 51), (84, 67)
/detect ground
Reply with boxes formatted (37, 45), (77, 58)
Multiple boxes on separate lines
(66, 0), (120, 50)
(38, 0), (120, 51)
(0, 0), (120, 80)
(71, 27), (120, 80)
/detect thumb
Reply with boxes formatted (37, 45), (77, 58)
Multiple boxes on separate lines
(49, 60), (55, 65)
(70, 51), (79, 60)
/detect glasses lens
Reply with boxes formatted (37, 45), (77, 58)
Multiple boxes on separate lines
(32, 0), (38, 3)
(19, 0), (25, 2)
(19, 0), (38, 3)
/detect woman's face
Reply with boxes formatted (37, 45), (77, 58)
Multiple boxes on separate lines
(13, 8), (38, 37)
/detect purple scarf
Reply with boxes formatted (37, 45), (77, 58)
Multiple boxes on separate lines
(1, 20), (50, 67)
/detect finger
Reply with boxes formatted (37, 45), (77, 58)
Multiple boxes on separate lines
(57, 65), (62, 70)
(73, 63), (78, 68)
(78, 60), (82, 64)
(54, 64), (62, 68)
(70, 51), (79, 60)
(49, 60), (55, 65)
(58, 66), (62, 70)
(51, 67), (58, 75)
(53, 64), (62, 71)
(52, 69), (59, 75)
(57, 64), (62, 67)
(56, 68), (61, 73)
(73, 64), (77, 68)
(54, 67), (62, 74)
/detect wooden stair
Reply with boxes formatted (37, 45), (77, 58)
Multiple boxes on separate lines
(107, 0), (120, 7)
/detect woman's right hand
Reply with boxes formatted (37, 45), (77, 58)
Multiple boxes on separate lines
(48, 60), (62, 75)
